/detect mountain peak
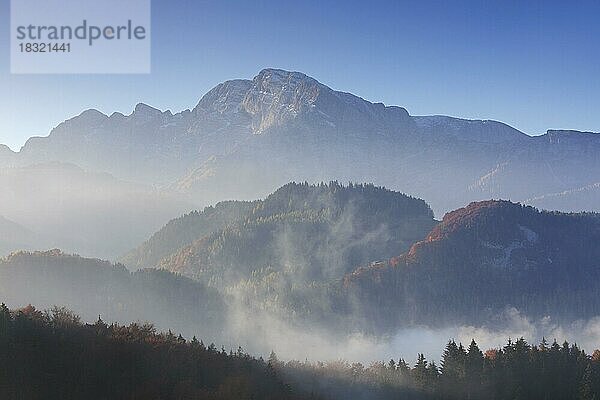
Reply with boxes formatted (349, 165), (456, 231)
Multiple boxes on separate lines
(253, 68), (317, 86)
(0, 144), (15, 155)
(133, 103), (162, 116)
(191, 68), (413, 135)
(75, 109), (108, 123)
(428, 200), (525, 240)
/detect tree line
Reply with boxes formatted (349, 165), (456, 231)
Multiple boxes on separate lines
(1, 302), (599, 399)
(277, 337), (600, 400)
(0, 304), (308, 400)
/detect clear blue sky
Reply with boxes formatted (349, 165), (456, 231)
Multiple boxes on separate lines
(1, 0), (599, 150)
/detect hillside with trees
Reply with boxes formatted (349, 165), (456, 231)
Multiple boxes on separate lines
(344, 200), (600, 330)
(123, 181), (435, 271)
(122, 182), (435, 326)
(4, 195), (600, 337)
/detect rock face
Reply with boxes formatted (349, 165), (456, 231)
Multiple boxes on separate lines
(343, 201), (600, 329)
(4, 68), (600, 216)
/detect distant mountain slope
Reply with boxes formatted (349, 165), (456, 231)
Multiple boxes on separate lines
(525, 182), (600, 213)
(344, 201), (600, 330)
(0, 162), (192, 259)
(121, 200), (257, 270)
(0, 250), (226, 339)
(469, 130), (600, 204)
(0, 216), (43, 256)
(3, 68), (597, 216)
(413, 115), (529, 144)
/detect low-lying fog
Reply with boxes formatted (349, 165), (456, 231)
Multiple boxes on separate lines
(227, 307), (600, 364)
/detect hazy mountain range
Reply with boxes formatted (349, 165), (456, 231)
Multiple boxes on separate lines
(0, 68), (599, 344)
(0, 162), (190, 258)
(3, 183), (599, 344)
(1, 68), (598, 258)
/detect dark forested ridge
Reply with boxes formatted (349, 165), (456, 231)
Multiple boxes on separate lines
(1, 303), (600, 400)
(0, 250), (227, 339)
(0, 305), (304, 400)
(345, 200), (600, 329)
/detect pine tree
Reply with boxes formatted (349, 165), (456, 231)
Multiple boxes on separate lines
(441, 340), (466, 397)
(268, 350), (280, 367)
(0, 303), (10, 340)
(466, 339), (484, 399)
(427, 361), (440, 391)
(579, 364), (596, 400)
(413, 354), (429, 389)
(388, 359), (396, 371)
(397, 358), (411, 378)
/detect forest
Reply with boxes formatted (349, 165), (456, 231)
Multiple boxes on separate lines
(1, 303), (599, 400)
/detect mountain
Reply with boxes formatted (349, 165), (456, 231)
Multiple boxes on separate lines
(123, 182), (435, 272)
(413, 115), (529, 144)
(0, 162), (192, 259)
(0, 144), (15, 166)
(120, 199), (257, 270)
(343, 201), (600, 330)
(123, 183), (600, 332)
(468, 130), (600, 204)
(0, 216), (43, 256)
(3, 68), (598, 217)
(122, 182), (436, 325)
(0, 250), (226, 340)
(525, 182), (600, 213)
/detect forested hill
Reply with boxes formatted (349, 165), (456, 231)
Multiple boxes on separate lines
(0, 250), (227, 340)
(122, 181), (436, 278)
(344, 200), (600, 328)
(0, 305), (305, 400)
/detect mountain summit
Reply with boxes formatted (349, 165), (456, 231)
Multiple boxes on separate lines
(1, 68), (599, 217)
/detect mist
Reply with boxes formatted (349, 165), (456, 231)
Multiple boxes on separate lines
(0, 162), (193, 259)
(224, 308), (600, 367)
